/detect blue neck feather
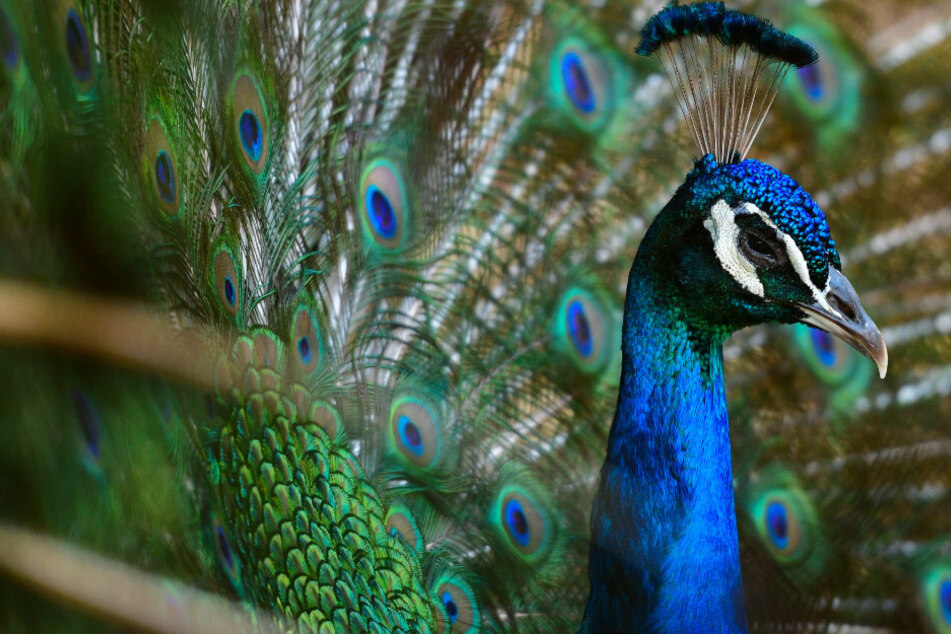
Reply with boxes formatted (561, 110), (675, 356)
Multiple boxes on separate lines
(582, 206), (748, 632)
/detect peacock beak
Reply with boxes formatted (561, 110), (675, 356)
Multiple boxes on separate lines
(793, 267), (888, 379)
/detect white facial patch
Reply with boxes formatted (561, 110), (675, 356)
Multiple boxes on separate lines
(703, 199), (764, 296)
(703, 199), (843, 319)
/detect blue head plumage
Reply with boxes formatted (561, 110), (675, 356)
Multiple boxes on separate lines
(685, 155), (840, 288)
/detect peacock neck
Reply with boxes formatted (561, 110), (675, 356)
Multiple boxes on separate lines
(582, 242), (747, 633)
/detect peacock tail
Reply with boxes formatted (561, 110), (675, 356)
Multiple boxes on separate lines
(0, 0), (949, 632)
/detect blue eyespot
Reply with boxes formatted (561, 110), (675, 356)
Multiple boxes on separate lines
(549, 37), (623, 135)
(388, 395), (441, 470)
(766, 501), (789, 551)
(145, 120), (181, 216)
(239, 110), (262, 162)
(213, 248), (241, 320)
(561, 51), (595, 114)
(747, 472), (827, 583)
(794, 323), (869, 396)
(72, 390), (101, 458)
(293, 304), (323, 375)
(921, 565), (951, 630)
(216, 524), (233, 568)
(223, 276), (236, 307)
(555, 288), (615, 376)
(567, 300), (593, 357)
(782, 14), (862, 151)
(231, 74), (269, 174)
(442, 592), (459, 623)
(154, 151), (176, 204)
(796, 64), (824, 101)
(0, 8), (18, 70)
(212, 516), (242, 593)
(366, 186), (397, 240)
(398, 415), (424, 457)
(940, 579), (951, 624)
(297, 336), (311, 364)
(360, 158), (409, 251)
(504, 498), (531, 547)
(754, 490), (809, 564)
(433, 576), (481, 633)
(493, 484), (553, 565)
(809, 328), (836, 368)
(64, 9), (91, 82)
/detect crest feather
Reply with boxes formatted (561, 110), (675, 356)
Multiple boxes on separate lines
(637, 2), (818, 162)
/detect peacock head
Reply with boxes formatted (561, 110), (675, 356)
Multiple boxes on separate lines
(651, 154), (887, 378)
(632, 2), (886, 377)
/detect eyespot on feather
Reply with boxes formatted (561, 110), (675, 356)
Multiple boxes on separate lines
(781, 8), (862, 150)
(491, 483), (554, 565)
(60, 4), (95, 91)
(359, 157), (409, 251)
(212, 246), (242, 321)
(144, 118), (180, 216)
(231, 73), (269, 174)
(387, 395), (442, 470)
(212, 515), (243, 594)
(0, 6), (19, 71)
(293, 304), (323, 376)
(432, 574), (481, 634)
(920, 564), (951, 631)
(746, 480), (821, 570)
(549, 35), (617, 134)
(793, 324), (872, 400)
(553, 287), (614, 376)
(785, 27), (851, 122)
(762, 497), (802, 558)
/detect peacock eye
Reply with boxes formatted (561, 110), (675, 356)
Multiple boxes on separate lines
(64, 9), (92, 82)
(239, 110), (262, 161)
(154, 151), (176, 204)
(212, 515), (242, 592)
(0, 8), (18, 70)
(561, 51), (595, 114)
(388, 395), (443, 471)
(432, 574), (481, 633)
(292, 304), (323, 375)
(739, 228), (783, 268)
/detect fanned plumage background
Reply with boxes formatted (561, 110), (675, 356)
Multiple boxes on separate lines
(1, 0), (951, 632)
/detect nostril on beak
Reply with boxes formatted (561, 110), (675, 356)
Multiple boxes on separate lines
(829, 292), (857, 322)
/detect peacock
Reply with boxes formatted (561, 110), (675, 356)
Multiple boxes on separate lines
(0, 0), (949, 632)
(581, 5), (890, 631)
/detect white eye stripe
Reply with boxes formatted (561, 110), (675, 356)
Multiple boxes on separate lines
(704, 199), (843, 318)
(704, 200), (764, 297)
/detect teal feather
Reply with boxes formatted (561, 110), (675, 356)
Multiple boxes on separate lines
(780, 3), (865, 153)
(0, 1), (950, 632)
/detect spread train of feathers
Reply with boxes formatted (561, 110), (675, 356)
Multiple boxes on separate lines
(0, 0), (950, 632)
